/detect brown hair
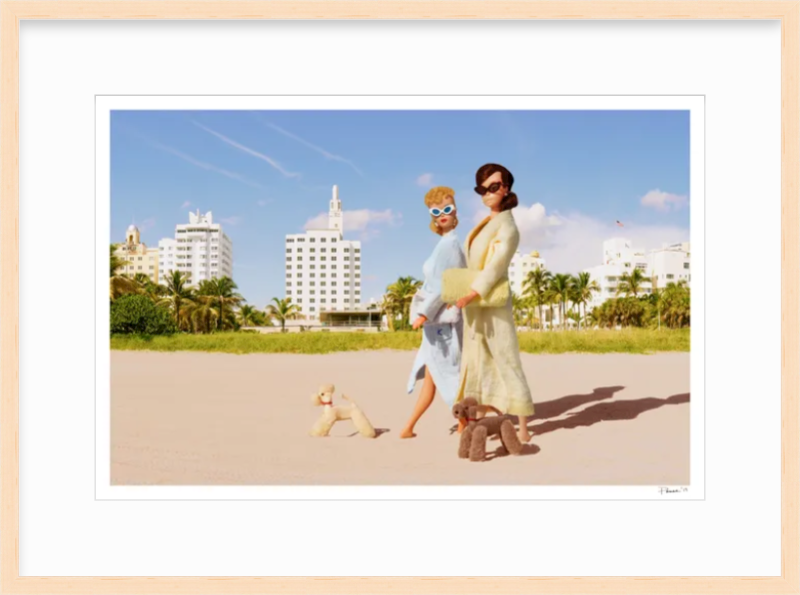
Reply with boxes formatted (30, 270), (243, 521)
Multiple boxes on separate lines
(475, 163), (518, 211)
(424, 186), (459, 235)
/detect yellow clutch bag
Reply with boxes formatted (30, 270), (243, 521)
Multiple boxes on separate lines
(442, 268), (510, 308)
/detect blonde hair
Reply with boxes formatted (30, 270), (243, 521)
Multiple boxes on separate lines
(424, 186), (458, 236)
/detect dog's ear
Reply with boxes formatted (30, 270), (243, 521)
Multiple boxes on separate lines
(311, 393), (322, 406)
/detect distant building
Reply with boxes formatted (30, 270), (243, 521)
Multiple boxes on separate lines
(284, 185), (362, 319)
(114, 224), (159, 283)
(158, 210), (233, 286)
(583, 237), (690, 313)
(508, 250), (547, 297)
(650, 241), (691, 290)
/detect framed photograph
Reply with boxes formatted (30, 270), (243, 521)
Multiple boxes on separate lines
(2, 1), (797, 593)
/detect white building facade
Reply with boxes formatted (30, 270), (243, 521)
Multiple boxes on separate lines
(650, 241), (691, 290)
(508, 250), (547, 297)
(583, 237), (690, 313)
(284, 185), (362, 319)
(584, 238), (652, 312)
(158, 210), (233, 286)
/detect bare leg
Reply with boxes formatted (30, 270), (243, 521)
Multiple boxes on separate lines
(517, 415), (531, 443)
(400, 367), (436, 438)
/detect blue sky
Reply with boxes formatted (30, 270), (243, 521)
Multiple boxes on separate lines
(110, 110), (690, 307)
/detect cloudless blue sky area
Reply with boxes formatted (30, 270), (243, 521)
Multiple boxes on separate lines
(110, 110), (690, 307)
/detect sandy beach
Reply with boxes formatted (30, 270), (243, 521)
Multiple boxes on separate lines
(110, 350), (690, 485)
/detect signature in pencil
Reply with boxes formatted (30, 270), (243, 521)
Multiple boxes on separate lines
(658, 486), (689, 495)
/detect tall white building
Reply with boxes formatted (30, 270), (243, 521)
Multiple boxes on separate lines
(584, 238), (652, 312)
(508, 250), (547, 297)
(158, 210), (233, 286)
(285, 185), (362, 318)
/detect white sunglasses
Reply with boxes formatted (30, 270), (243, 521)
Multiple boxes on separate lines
(429, 204), (456, 217)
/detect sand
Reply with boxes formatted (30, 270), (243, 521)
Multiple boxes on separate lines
(110, 350), (690, 485)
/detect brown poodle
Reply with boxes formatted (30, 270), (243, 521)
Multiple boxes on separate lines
(452, 397), (523, 462)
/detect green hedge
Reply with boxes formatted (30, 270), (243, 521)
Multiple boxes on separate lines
(110, 294), (177, 335)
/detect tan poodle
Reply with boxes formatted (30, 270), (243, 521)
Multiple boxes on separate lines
(310, 383), (376, 438)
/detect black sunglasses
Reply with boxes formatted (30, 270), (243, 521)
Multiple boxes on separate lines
(475, 181), (505, 196)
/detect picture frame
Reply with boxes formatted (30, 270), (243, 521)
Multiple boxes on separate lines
(1, 1), (797, 593)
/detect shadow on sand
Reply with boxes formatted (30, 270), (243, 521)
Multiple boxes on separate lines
(529, 392), (690, 436)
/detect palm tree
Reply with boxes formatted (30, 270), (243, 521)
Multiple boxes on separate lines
(385, 276), (422, 330)
(197, 276), (244, 331)
(522, 267), (552, 332)
(266, 297), (301, 332)
(159, 270), (195, 331)
(189, 296), (219, 334)
(511, 294), (526, 327)
(548, 273), (572, 331)
(571, 271), (600, 330)
(237, 304), (261, 328)
(109, 244), (135, 300)
(616, 268), (648, 298)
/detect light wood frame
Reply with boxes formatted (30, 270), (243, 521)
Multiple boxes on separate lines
(1, 1), (798, 593)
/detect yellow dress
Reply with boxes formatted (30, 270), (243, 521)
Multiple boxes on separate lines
(456, 210), (535, 417)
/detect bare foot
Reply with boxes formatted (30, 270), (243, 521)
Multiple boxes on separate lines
(518, 428), (532, 443)
(399, 428), (417, 439)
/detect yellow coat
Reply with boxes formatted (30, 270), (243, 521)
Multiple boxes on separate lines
(456, 210), (535, 417)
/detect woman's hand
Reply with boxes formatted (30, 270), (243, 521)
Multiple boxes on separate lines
(456, 290), (480, 310)
(412, 315), (428, 330)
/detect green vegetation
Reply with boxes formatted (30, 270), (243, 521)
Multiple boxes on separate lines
(110, 294), (177, 335)
(110, 242), (690, 353)
(111, 328), (689, 355)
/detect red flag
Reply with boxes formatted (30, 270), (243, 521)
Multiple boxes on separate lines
(616, 220), (624, 227)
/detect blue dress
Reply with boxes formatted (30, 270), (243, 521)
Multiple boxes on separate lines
(406, 231), (467, 408)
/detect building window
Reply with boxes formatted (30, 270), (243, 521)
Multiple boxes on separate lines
(321, 257), (326, 261)
(286, 248), (291, 253)
(310, 248), (315, 253)
(321, 238), (327, 242)
(344, 248), (350, 253)
(310, 265), (315, 269)
(667, 274), (675, 279)
(310, 298), (316, 303)
(321, 265), (326, 270)
(310, 238), (316, 243)
(684, 263), (690, 269)
(287, 238), (295, 243)
(331, 248), (337, 253)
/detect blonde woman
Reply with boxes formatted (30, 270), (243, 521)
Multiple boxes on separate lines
(400, 187), (467, 439)
(454, 164), (535, 443)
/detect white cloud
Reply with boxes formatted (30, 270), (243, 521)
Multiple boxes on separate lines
(181, 201), (192, 209)
(640, 189), (689, 212)
(416, 173), (434, 186)
(220, 216), (242, 226)
(466, 200), (688, 274)
(139, 217), (156, 232)
(303, 209), (401, 241)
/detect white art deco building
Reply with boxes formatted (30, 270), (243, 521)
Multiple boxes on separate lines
(508, 250), (547, 297)
(158, 210), (233, 286)
(583, 237), (690, 313)
(284, 185), (362, 318)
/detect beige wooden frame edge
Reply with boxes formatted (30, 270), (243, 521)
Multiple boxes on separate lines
(1, 1), (798, 593)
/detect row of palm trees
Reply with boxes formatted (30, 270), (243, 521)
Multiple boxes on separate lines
(112, 244), (297, 333)
(378, 266), (689, 331)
